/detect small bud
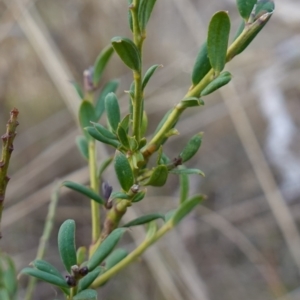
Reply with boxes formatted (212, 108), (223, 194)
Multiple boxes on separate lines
(131, 184), (139, 194)
(65, 275), (76, 287)
(83, 67), (95, 92)
(78, 266), (89, 277)
(102, 181), (113, 200)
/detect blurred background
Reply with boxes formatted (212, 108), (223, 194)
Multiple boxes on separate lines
(1, 0), (300, 299)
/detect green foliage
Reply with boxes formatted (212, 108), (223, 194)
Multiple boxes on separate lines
(58, 220), (77, 273)
(13, 0), (274, 298)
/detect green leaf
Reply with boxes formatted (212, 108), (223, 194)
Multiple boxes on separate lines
(141, 165), (168, 187)
(141, 110), (148, 137)
(192, 42), (212, 86)
(207, 11), (231, 75)
(76, 136), (89, 160)
(78, 267), (102, 293)
(128, 0), (133, 31)
(201, 71), (232, 96)
(31, 260), (63, 279)
(71, 81), (84, 100)
(85, 127), (120, 148)
(179, 132), (203, 163)
(20, 267), (69, 289)
(179, 169), (189, 204)
(165, 210), (176, 222)
(138, 0), (157, 31)
(58, 219), (77, 273)
(142, 64), (162, 90)
(131, 190), (146, 202)
(231, 11), (273, 57)
(77, 247), (87, 266)
(146, 221), (157, 239)
(181, 97), (204, 107)
(237, 0), (257, 20)
(114, 151), (134, 191)
(73, 289), (97, 300)
(79, 101), (97, 140)
(98, 157), (113, 178)
(93, 45), (114, 86)
(170, 168), (205, 177)
(132, 151), (144, 169)
(95, 80), (119, 121)
(110, 191), (130, 200)
(111, 36), (141, 71)
(0, 289), (9, 300)
(87, 228), (126, 271)
(105, 92), (121, 132)
(92, 122), (117, 140)
(104, 249), (128, 270)
(123, 213), (164, 227)
(119, 114), (131, 132)
(138, 137), (147, 149)
(62, 181), (105, 205)
(117, 125), (130, 149)
(1, 255), (17, 297)
(255, 0), (275, 16)
(172, 195), (204, 225)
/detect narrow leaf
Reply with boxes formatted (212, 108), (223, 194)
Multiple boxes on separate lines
(73, 289), (97, 300)
(142, 64), (162, 90)
(141, 165), (168, 187)
(131, 190), (146, 202)
(128, 0), (133, 31)
(58, 219), (77, 273)
(95, 80), (119, 121)
(179, 132), (203, 163)
(138, 0), (157, 31)
(179, 169), (189, 204)
(170, 168), (205, 177)
(230, 11), (273, 57)
(207, 11), (231, 75)
(77, 247), (87, 266)
(78, 267), (102, 293)
(181, 97), (204, 107)
(110, 191), (130, 200)
(237, 0), (257, 20)
(105, 92), (121, 132)
(117, 125), (130, 149)
(123, 213), (164, 227)
(105, 249), (128, 270)
(31, 260), (63, 279)
(62, 181), (105, 205)
(19, 267), (69, 289)
(201, 71), (232, 96)
(76, 136), (89, 160)
(87, 228), (126, 271)
(93, 45), (114, 86)
(141, 110), (148, 137)
(79, 101), (97, 140)
(119, 114), (131, 132)
(92, 122), (117, 140)
(114, 151), (134, 192)
(192, 42), (212, 85)
(111, 36), (141, 71)
(71, 81), (84, 100)
(172, 195), (204, 225)
(85, 127), (120, 148)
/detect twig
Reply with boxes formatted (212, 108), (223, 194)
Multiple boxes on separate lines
(0, 108), (19, 238)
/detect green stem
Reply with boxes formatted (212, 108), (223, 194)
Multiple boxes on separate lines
(24, 183), (60, 300)
(131, 0), (144, 143)
(89, 139), (100, 247)
(142, 20), (265, 159)
(92, 221), (173, 287)
(0, 108), (19, 238)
